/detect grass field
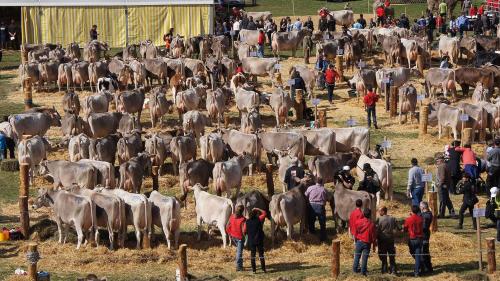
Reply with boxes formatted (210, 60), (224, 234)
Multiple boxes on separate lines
(0, 42), (499, 280)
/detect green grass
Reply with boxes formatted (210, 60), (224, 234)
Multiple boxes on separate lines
(0, 50), (21, 71)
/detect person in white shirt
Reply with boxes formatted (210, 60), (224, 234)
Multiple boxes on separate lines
(232, 19), (241, 39)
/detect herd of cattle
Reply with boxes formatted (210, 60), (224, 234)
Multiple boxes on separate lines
(5, 12), (500, 250)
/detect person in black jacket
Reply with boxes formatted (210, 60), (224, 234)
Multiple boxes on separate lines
(327, 16), (336, 32)
(246, 208), (267, 273)
(426, 13), (436, 42)
(447, 140), (462, 194)
(290, 70), (306, 100)
(419, 201), (434, 274)
(319, 17), (328, 32)
(456, 173), (478, 230)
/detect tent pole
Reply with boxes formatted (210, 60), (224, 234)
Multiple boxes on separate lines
(125, 6), (129, 47)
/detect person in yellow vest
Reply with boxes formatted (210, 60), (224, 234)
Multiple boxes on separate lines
(490, 187), (500, 242)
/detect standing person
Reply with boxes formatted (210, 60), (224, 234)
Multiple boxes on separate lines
(491, 187), (500, 242)
(469, 5), (477, 16)
(226, 205), (246, 271)
(358, 163), (381, 201)
(462, 0), (471, 14)
(163, 28), (174, 49)
(487, 139), (500, 188)
(358, 14), (367, 29)
(325, 64), (340, 104)
(363, 87), (379, 129)
(449, 16), (458, 36)
(284, 158), (305, 191)
(335, 166), (356, 189)
(89, 24), (98, 41)
(264, 19), (273, 46)
(404, 205), (424, 277)
(319, 16), (328, 32)
(305, 177), (327, 242)
(407, 158), (425, 206)
(439, 0), (448, 19)
(455, 144), (477, 179)
(279, 18), (287, 32)
(436, 155), (455, 217)
(304, 16), (314, 31)
(436, 14), (443, 34)
(257, 29), (265, 58)
(240, 15), (249, 30)
(349, 199), (364, 237)
(327, 15), (336, 32)
(447, 140), (462, 194)
(0, 131), (6, 161)
(376, 206), (399, 275)
(456, 12), (468, 37)
(352, 208), (376, 276)
(419, 201), (434, 274)
(8, 19), (17, 50)
(290, 70), (306, 100)
(245, 207), (267, 273)
(233, 17), (241, 39)
(376, 5), (385, 26)
(457, 173), (478, 229)
(0, 22), (6, 49)
(247, 17), (257, 30)
(286, 17), (293, 32)
(427, 12), (436, 42)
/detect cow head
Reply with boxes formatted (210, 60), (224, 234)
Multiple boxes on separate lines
(32, 188), (54, 209)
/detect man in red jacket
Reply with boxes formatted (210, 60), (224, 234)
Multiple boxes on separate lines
(352, 208), (376, 276)
(226, 205), (247, 271)
(257, 29), (265, 58)
(325, 64), (340, 104)
(404, 205), (424, 277)
(363, 87), (379, 129)
(349, 199), (364, 237)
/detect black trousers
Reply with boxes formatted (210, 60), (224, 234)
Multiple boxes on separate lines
(378, 239), (396, 273)
(421, 239), (433, 273)
(250, 244), (265, 272)
(450, 173), (461, 195)
(438, 186), (454, 217)
(4, 137), (15, 159)
(487, 166), (500, 189)
(458, 203), (476, 228)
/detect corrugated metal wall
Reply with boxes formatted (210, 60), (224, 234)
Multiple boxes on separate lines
(21, 5), (212, 48)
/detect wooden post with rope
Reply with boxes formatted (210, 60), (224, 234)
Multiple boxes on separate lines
(27, 243), (39, 281)
(486, 237), (496, 273)
(335, 55), (343, 82)
(152, 166), (159, 191)
(428, 191), (438, 232)
(331, 240), (340, 279)
(419, 105), (429, 138)
(178, 244), (188, 281)
(19, 163), (30, 239)
(390, 86), (398, 118)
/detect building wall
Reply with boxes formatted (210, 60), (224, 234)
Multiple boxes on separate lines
(21, 5), (212, 48)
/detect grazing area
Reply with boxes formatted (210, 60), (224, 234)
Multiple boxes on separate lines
(0, 1), (500, 281)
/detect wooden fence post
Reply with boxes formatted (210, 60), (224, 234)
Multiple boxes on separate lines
(20, 163), (30, 239)
(178, 244), (188, 281)
(294, 89), (304, 121)
(335, 55), (343, 82)
(428, 191), (438, 232)
(419, 105), (429, 138)
(152, 166), (159, 191)
(486, 237), (496, 274)
(23, 78), (33, 110)
(319, 109), (327, 127)
(265, 164), (274, 197)
(27, 243), (39, 281)
(476, 203), (483, 271)
(416, 54), (424, 77)
(390, 86), (398, 118)
(331, 240), (340, 279)
(224, 115), (230, 128)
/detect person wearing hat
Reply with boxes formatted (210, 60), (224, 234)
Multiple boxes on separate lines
(359, 163), (381, 199)
(407, 158), (425, 206)
(435, 154), (455, 218)
(486, 186), (498, 228)
(335, 165), (356, 189)
(284, 157), (305, 191)
(456, 173), (478, 229)
(487, 138), (500, 189)
(305, 177), (328, 241)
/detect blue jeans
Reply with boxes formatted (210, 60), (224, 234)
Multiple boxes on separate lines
(232, 238), (244, 269)
(366, 106), (377, 128)
(408, 239), (423, 276)
(257, 44), (264, 58)
(411, 187), (424, 206)
(353, 240), (371, 275)
(464, 164), (478, 179)
(309, 203), (327, 241)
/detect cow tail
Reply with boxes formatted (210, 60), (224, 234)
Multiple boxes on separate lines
(168, 199), (179, 240)
(89, 198), (97, 241)
(144, 197), (151, 235)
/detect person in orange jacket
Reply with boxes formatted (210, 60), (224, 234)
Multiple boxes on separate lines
(455, 144), (478, 179)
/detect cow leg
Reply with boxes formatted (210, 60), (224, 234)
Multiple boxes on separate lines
(135, 227), (142, 249)
(174, 228), (180, 250)
(95, 229), (101, 247)
(56, 218), (63, 244)
(376, 191), (381, 206)
(196, 216), (202, 241)
(75, 225), (84, 250)
(438, 124), (442, 139)
(218, 222), (227, 248)
(163, 224), (172, 249)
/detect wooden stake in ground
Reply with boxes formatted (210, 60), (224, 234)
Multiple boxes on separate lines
(419, 105), (429, 138)
(178, 244), (188, 281)
(19, 163), (30, 239)
(428, 191), (438, 232)
(335, 55), (343, 82)
(475, 203), (482, 271)
(23, 78), (33, 110)
(319, 109), (327, 127)
(390, 86), (398, 118)
(486, 237), (496, 274)
(27, 243), (39, 281)
(331, 240), (340, 279)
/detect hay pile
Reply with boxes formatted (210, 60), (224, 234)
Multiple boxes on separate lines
(1, 159), (19, 171)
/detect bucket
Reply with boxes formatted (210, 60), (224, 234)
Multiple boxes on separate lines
(2, 229), (9, 241)
(0, 232), (5, 241)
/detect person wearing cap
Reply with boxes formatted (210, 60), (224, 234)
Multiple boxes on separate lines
(456, 173), (478, 229)
(335, 166), (356, 189)
(486, 187), (499, 237)
(325, 64), (340, 104)
(455, 144), (478, 179)
(305, 177), (327, 241)
(435, 154), (455, 218)
(352, 208), (376, 276)
(359, 163), (381, 199)
(404, 205), (424, 277)
(419, 201), (433, 274)
(284, 158), (305, 191)
(487, 139), (500, 188)
(349, 199), (364, 237)
(376, 206), (399, 275)
(407, 158), (425, 206)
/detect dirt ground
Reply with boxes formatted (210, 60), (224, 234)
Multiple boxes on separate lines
(0, 44), (499, 280)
